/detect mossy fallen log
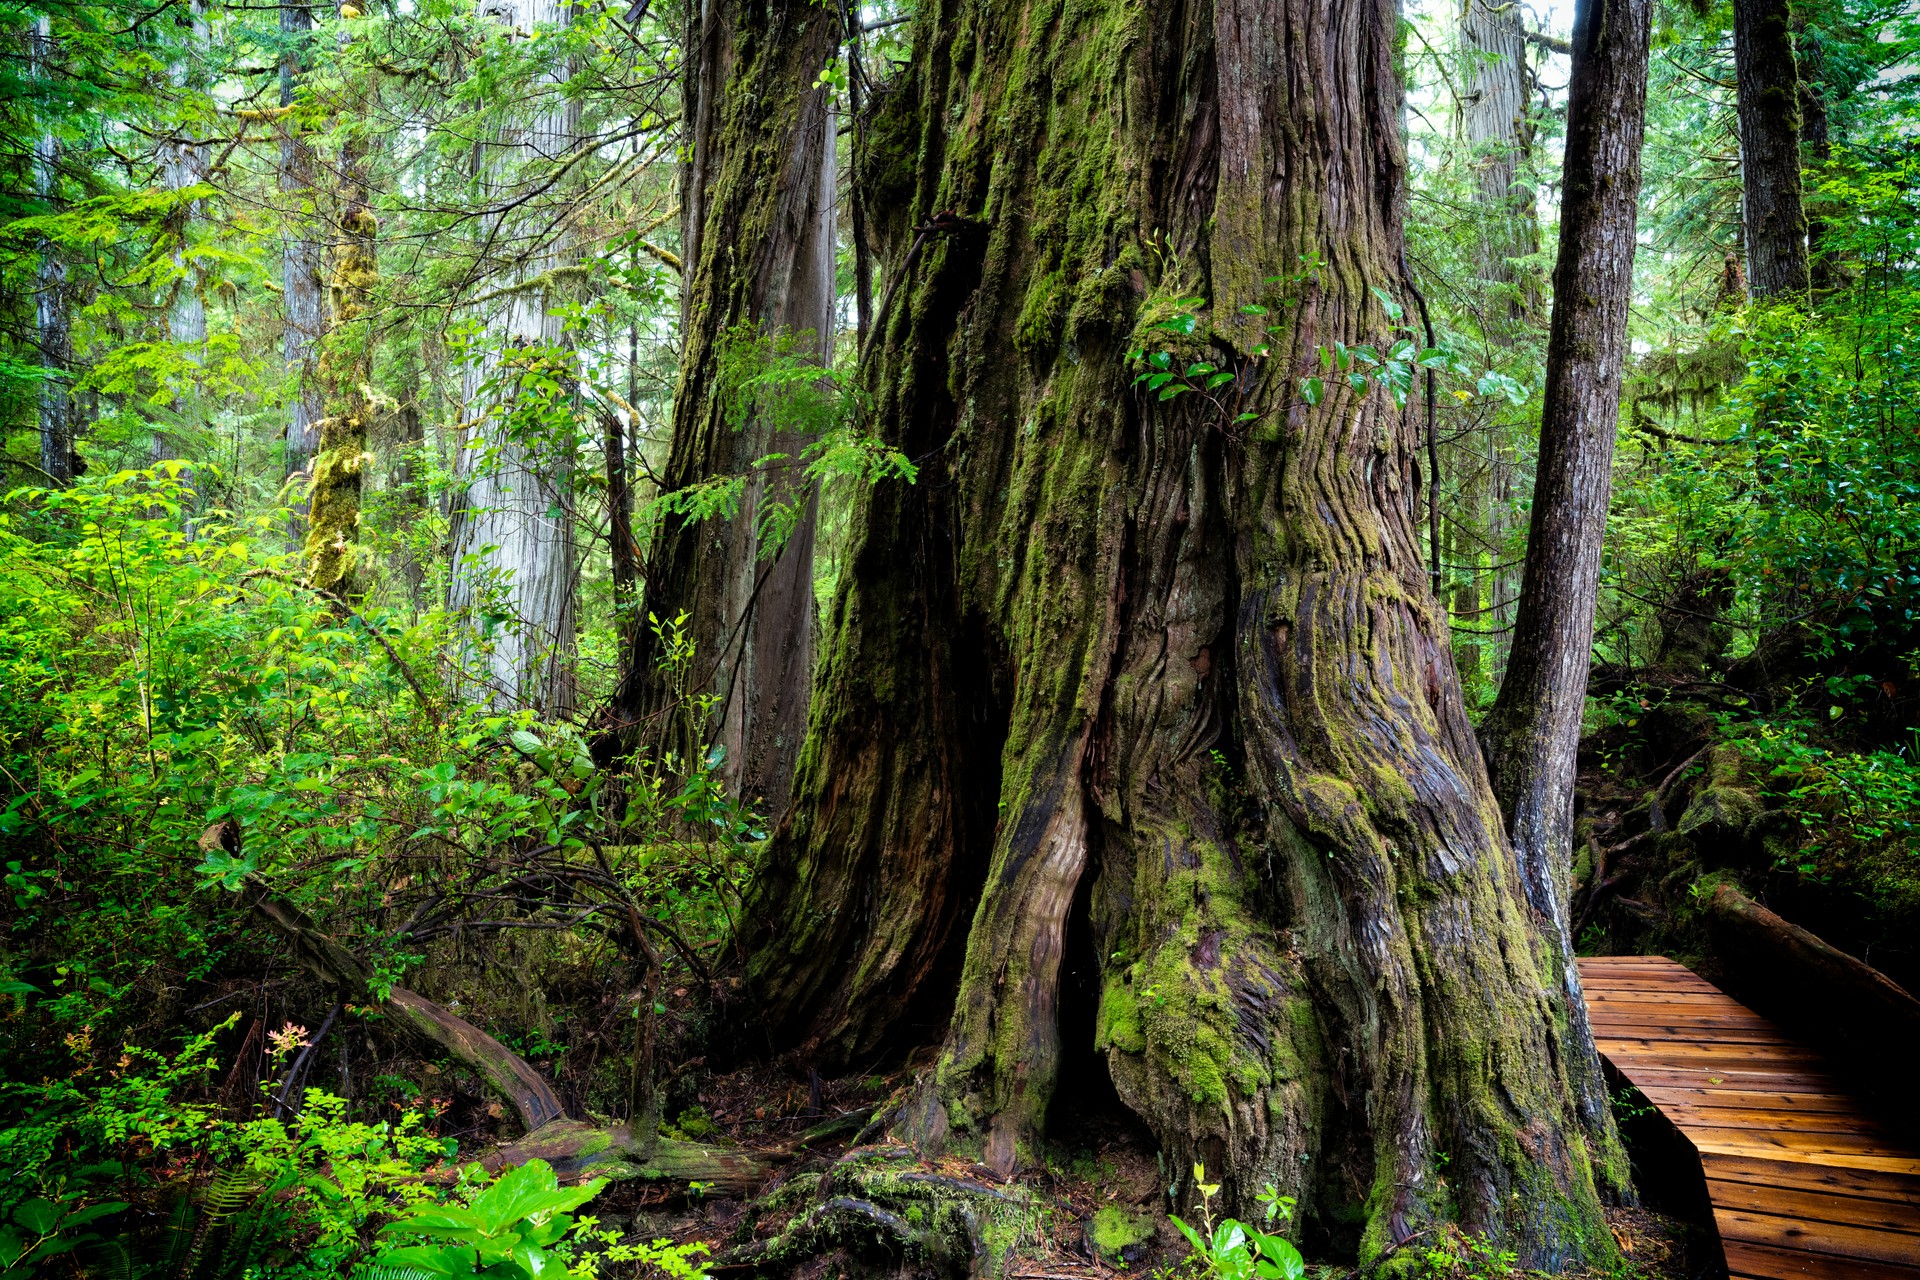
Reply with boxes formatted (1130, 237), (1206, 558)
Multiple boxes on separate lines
(479, 1119), (771, 1192)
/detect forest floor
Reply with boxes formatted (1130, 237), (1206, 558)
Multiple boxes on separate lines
(575, 1062), (1711, 1280)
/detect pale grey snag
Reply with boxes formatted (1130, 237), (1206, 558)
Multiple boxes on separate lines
(739, 0), (1619, 1264)
(609, 0), (839, 813)
(1482, 0), (1653, 1187)
(156, 0), (211, 466)
(1733, 0), (1811, 298)
(448, 0), (581, 717)
(281, 0), (326, 513)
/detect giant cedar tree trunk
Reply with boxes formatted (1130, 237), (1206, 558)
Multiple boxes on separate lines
(1733, 0), (1810, 298)
(604, 0), (837, 810)
(1480, 0), (1651, 1187)
(738, 0), (1616, 1264)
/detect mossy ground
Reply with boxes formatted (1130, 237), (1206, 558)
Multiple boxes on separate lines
(540, 1061), (1705, 1280)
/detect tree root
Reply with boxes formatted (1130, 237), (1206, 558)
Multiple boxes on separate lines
(723, 1147), (1043, 1278)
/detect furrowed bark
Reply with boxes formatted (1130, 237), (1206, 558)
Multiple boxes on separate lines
(447, 0), (579, 716)
(1733, 0), (1810, 298)
(1480, 0), (1650, 1193)
(31, 15), (75, 485)
(740, 0), (1617, 1265)
(601, 0), (837, 813)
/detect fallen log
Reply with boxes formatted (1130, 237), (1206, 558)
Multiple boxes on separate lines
(206, 821), (771, 1190)
(1703, 880), (1920, 1132)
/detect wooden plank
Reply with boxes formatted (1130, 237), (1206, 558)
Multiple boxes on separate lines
(1662, 1107), (1890, 1136)
(1695, 1141), (1920, 1176)
(1599, 1039), (1825, 1064)
(1590, 1008), (1782, 1030)
(1593, 1023), (1801, 1046)
(1607, 1065), (1846, 1091)
(1634, 1086), (1861, 1113)
(1706, 1179), (1920, 1235)
(1722, 1238), (1920, 1279)
(1717, 1211), (1920, 1267)
(1688, 1127), (1918, 1158)
(1701, 1153), (1920, 1204)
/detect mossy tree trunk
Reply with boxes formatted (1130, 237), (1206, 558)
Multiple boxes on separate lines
(304, 138), (375, 596)
(1480, 0), (1652, 1191)
(738, 0), (1620, 1266)
(604, 0), (838, 810)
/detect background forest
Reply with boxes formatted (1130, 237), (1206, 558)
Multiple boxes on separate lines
(3, 0), (1920, 1273)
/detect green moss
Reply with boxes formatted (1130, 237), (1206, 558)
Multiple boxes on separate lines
(1016, 269), (1068, 354)
(1089, 1205), (1153, 1256)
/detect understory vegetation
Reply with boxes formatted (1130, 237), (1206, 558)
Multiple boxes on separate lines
(4, 0), (1919, 1273)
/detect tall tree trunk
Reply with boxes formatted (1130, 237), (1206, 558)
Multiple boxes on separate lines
(1459, 0), (1539, 316)
(604, 0), (838, 811)
(1480, 0), (1652, 1188)
(281, 0), (326, 512)
(737, 0), (1617, 1265)
(31, 14), (75, 485)
(1733, 0), (1809, 298)
(446, 0), (579, 716)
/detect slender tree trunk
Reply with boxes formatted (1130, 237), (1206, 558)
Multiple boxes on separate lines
(156, 0), (210, 466)
(603, 0), (838, 812)
(31, 15), (75, 485)
(606, 403), (640, 666)
(737, 0), (1618, 1264)
(1480, 0), (1652, 1187)
(1793, 16), (1834, 292)
(446, 0), (579, 716)
(846, 21), (873, 351)
(1733, 0), (1809, 298)
(281, 0), (327, 511)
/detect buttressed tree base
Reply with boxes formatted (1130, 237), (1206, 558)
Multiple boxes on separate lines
(736, 0), (1621, 1266)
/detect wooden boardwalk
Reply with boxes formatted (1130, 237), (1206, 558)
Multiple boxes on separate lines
(1579, 955), (1920, 1279)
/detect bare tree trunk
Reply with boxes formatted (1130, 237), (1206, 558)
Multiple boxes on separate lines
(1733, 0), (1809, 298)
(446, 0), (579, 717)
(604, 0), (838, 812)
(281, 0), (326, 512)
(737, 0), (1619, 1264)
(31, 15), (75, 485)
(1480, 0), (1652, 1186)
